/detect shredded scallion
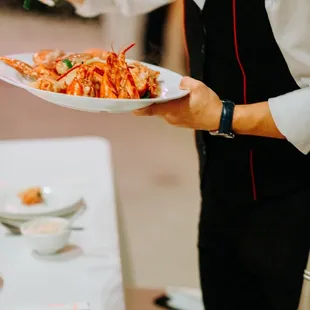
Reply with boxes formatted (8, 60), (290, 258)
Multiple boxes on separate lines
(142, 90), (151, 99)
(62, 59), (73, 69)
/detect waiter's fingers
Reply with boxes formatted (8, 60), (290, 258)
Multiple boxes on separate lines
(133, 105), (154, 116)
(134, 98), (186, 116)
(133, 103), (167, 116)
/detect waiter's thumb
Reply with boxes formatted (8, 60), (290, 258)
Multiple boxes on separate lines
(179, 76), (197, 91)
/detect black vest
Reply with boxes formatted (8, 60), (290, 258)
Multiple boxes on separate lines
(183, 0), (310, 204)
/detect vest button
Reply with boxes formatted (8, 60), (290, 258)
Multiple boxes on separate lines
(201, 44), (205, 54)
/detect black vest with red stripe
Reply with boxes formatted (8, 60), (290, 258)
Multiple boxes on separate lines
(183, 0), (310, 204)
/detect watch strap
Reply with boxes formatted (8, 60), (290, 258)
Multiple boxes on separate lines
(218, 100), (235, 135)
(209, 100), (235, 138)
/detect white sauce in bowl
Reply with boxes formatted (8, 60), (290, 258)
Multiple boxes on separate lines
(24, 220), (68, 235)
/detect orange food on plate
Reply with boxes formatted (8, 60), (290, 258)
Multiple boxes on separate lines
(18, 187), (44, 206)
(0, 43), (161, 99)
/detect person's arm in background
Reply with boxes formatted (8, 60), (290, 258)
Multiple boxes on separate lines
(62, 0), (175, 17)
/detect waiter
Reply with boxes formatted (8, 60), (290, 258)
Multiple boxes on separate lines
(39, 0), (310, 309)
(137, 1), (310, 309)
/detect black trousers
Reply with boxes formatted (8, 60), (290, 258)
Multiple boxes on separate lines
(198, 187), (310, 310)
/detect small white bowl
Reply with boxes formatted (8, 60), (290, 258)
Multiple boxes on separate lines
(20, 217), (71, 255)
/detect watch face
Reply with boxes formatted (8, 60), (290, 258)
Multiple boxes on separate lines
(209, 131), (235, 139)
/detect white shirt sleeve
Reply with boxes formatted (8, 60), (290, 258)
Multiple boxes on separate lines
(268, 87), (310, 155)
(70, 0), (175, 17)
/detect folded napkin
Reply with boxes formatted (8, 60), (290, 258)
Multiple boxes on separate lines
(4, 302), (90, 310)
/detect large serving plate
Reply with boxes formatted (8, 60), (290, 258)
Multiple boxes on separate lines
(0, 53), (189, 113)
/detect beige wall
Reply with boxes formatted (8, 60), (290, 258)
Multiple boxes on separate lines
(0, 9), (200, 289)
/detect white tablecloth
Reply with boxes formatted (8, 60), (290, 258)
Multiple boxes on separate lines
(0, 137), (125, 310)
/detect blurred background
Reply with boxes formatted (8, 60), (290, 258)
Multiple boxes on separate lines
(0, 0), (200, 289)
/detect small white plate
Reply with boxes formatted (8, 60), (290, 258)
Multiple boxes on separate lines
(0, 186), (83, 220)
(0, 53), (189, 113)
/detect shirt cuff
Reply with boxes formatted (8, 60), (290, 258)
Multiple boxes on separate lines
(73, 0), (174, 17)
(268, 87), (310, 155)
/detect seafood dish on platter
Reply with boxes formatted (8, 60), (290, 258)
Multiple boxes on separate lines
(0, 46), (189, 113)
(0, 43), (160, 99)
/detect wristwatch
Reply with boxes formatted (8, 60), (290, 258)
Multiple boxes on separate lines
(209, 100), (235, 138)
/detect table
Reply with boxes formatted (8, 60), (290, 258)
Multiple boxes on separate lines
(0, 137), (125, 310)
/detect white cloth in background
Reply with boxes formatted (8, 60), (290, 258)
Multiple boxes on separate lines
(38, 0), (174, 17)
(69, 0), (174, 17)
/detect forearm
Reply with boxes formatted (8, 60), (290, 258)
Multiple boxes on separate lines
(232, 101), (285, 139)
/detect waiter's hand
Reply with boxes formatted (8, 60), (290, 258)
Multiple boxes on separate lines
(133, 77), (222, 131)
